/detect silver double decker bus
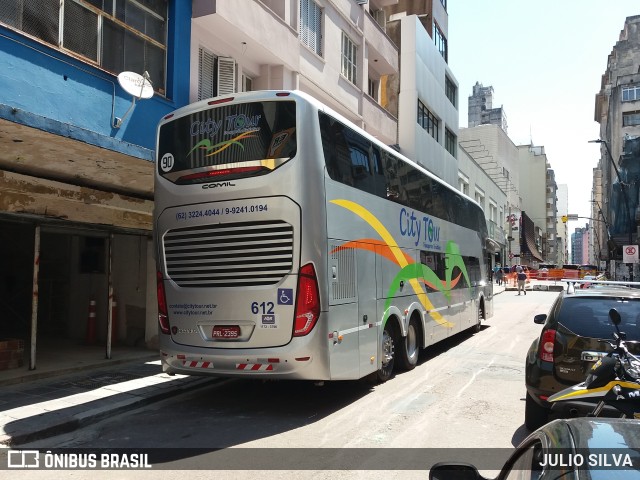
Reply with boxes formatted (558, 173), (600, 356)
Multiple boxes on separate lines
(154, 90), (493, 382)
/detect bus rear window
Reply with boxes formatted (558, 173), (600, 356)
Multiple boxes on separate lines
(157, 101), (297, 184)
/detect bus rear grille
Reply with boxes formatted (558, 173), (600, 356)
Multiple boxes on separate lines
(163, 220), (294, 287)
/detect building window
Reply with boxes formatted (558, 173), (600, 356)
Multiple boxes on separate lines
(475, 189), (485, 211)
(445, 128), (456, 157)
(445, 76), (456, 107)
(341, 32), (357, 84)
(489, 202), (498, 223)
(458, 173), (469, 196)
(368, 77), (378, 100)
(417, 100), (439, 141)
(623, 111), (640, 126)
(622, 85), (640, 102)
(300, 0), (322, 56)
(372, 9), (386, 30)
(198, 49), (236, 100)
(242, 74), (253, 92)
(1, 0), (168, 95)
(433, 21), (447, 62)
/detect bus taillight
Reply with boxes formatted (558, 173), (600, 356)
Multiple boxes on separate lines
(177, 166), (267, 183)
(157, 271), (170, 335)
(293, 263), (320, 337)
(208, 97), (234, 105)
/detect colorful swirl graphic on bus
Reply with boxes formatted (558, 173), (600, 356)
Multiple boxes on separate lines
(330, 199), (472, 328)
(187, 129), (259, 157)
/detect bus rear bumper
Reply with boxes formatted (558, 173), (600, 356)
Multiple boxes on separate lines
(159, 339), (330, 380)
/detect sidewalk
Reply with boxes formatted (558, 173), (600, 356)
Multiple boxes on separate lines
(0, 356), (214, 446)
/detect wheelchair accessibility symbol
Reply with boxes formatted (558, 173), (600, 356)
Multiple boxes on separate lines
(278, 288), (293, 305)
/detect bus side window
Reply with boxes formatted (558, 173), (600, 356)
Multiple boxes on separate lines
(430, 182), (449, 221)
(324, 119), (354, 186)
(371, 146), (387, 199)
(319, 113), (337, 178)
(382, 154), (405, 205)
(343, 126), (373, 193)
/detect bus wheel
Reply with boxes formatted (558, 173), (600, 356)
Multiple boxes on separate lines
(376, 324), (396, 383)
(474, 301), (484, 333)
(397, 317), (420, 371)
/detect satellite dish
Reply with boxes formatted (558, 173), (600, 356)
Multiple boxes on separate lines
(117, 71), (154, 99)
(112, 71), (154, 128)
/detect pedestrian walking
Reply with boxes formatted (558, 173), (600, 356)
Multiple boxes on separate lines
(516, 265), (527, 295)
(496, 269), (503, 286)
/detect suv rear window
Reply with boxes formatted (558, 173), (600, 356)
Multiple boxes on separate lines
(557, 297), (640, 339)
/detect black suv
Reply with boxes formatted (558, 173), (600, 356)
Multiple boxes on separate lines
(524, 283), (640, 430)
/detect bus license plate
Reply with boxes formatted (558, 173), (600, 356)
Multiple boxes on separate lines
(212, 326), (240, 339)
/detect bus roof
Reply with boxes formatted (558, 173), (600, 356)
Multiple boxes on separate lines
(157, 90), (483, 212)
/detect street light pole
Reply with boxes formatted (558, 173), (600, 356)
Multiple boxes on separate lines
(590, 199), (612, 262)
(589, 139), (633, 246)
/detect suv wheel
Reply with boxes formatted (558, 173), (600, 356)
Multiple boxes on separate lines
(525, 392), (548, 431)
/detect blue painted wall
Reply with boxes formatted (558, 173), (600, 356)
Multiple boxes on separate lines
(0, 1), (191, 161)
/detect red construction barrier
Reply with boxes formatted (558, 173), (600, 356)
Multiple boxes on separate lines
(548, 269), (565, 280)
(563, 269), (580, 279)
(85, 300), (97, 345)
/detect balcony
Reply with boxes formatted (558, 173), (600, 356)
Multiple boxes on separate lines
(362, 94), (397, 146)
(192, 0), (300, 73)
(364, 9), (398, 77)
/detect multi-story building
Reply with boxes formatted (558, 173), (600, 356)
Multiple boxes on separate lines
(192, 0), (399, 146)
(459, 122), (562, 269)
(458, 124), (521, 266)
(457, 145), (507, 265)
(517, 144), (555, 266)
(571, 225), (592, 266)
(468, 82), (508, 133)
(556, 184), (569, 265)
(590, 166), (609, 267)
(385, 4), (458, 185)
(545, 168), (559, 262)
(382, 1), (505, 267)
(0, 1), (192, 367)
(594, 15), (640, 279)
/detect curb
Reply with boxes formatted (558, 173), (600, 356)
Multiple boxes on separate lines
(0, 354), (159, 388)
(0, 375), (215, 446)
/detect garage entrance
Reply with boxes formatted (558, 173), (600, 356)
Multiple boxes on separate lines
(0, 216), (151, 372)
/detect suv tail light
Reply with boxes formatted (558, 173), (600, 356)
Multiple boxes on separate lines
(539, 329), (556, 362)
(293, 263), (320, 336)
(157, 271), (170, 335)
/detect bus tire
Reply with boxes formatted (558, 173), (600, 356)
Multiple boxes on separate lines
(397, 316), (420, 371)
(376, 321), (397, 383)
(474, 300), (484, 333)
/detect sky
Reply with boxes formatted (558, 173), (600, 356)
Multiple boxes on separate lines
(447, 0), (639, 231)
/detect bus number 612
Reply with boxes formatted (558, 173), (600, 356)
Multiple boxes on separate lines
(251, 301), (274, 315)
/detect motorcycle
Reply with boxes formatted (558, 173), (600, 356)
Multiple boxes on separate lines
(547, 308), (640, 419)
